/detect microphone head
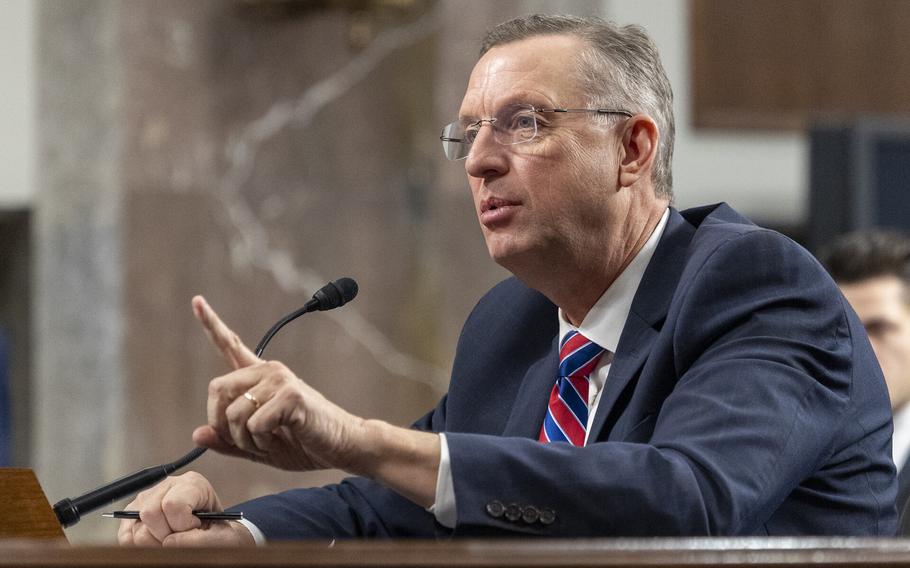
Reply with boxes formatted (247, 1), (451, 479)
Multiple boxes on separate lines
(312, 277), (358, 311)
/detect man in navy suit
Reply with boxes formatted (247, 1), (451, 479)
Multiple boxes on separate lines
(118, 15), (896, 545)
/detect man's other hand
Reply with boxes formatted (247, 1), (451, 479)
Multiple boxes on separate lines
(117, 472), (254, 547)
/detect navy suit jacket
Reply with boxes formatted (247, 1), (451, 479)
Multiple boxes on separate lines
(237, 204), (897, 538)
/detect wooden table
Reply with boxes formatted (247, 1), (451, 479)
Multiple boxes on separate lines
(4, 538), (910, 567)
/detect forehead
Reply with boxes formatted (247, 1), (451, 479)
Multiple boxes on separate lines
(840, 275), (910, 315)
(459, 34), (588, 117)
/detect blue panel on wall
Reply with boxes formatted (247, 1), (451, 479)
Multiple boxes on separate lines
(0, 328), (10, 466)
(875, 139), (910, 230)
(809, 117), (910, 251)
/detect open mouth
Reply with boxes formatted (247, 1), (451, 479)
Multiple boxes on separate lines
(481, 197), (520, 213)
(479, 197), (522, 228)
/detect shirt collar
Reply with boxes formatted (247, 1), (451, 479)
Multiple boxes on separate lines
(558, 208), (670, 352)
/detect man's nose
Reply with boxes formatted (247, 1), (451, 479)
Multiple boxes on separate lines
(465, 124), (508, 179)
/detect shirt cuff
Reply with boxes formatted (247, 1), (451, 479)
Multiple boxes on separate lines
(425, 432), (457, 528)
(235, 517), (267, 545)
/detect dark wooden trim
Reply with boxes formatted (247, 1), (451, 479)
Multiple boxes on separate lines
(5, 538), (910, 567)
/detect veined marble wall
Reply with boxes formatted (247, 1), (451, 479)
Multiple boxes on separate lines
(34, 0), (125, 543)
(34, 0), (602, 543)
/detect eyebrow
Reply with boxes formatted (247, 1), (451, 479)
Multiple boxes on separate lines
(458, 95), (554, 121)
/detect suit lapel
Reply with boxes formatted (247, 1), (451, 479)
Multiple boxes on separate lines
(588, 312), (658, 441)
(588, 209), (697, 442)
(502, 334), (559, 438)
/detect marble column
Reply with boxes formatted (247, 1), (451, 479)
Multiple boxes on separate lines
(34, 0), (125, 542)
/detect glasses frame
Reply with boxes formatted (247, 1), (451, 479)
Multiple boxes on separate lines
(440, 106), (633, 161)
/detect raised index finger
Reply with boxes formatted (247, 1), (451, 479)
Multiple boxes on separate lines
(192, 295), (260, 370)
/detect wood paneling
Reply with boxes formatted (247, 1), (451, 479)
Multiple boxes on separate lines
(692, 0), (910, 129)
(0, 469), (65, 540)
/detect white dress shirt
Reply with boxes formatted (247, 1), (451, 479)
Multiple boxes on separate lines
(893, 403), (910, 474)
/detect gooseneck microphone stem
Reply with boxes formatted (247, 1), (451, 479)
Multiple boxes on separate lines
(254, 301), (316, 357)
(52, 277), (358, 528)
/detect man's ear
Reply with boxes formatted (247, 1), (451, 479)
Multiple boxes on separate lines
(618, 115), (659, 188)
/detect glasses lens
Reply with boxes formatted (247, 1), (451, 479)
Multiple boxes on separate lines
(441, 122), (469, 160)
(439, 105), (538, 160)
(495, 104), (537, 145)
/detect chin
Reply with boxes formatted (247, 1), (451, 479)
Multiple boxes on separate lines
(486, 240), (533, 273)
(485, 234), (515, 259)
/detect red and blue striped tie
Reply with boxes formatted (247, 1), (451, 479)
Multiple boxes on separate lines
(538, 331), (609, 446)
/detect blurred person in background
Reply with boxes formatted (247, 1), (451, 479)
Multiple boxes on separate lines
(820, 230), (910, 517)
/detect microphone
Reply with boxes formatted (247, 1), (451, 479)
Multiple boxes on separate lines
(52, 277), (359, 528)
(254, 277), (357, 356)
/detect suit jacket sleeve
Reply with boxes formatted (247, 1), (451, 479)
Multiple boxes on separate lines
(231, 397), (448, 539)
(444, 228), (885, 536)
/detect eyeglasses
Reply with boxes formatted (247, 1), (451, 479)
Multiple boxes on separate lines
(440, 103), (633, 161)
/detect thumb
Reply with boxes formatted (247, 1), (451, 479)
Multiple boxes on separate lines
(161, 527), (215, 547)
(162, 523), (253, 547)
(193, 425), (260, 461)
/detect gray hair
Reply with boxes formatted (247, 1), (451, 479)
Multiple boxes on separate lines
(480, 14), (675, 200)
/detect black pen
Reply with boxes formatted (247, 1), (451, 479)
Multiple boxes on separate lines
(101, 510), (243, 521)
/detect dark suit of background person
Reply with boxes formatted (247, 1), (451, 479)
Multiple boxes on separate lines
(819, 231), (910, 526)
(116, 15), (897, 546)
(238, 203), (897, 538)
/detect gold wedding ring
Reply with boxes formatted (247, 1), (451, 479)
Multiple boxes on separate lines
(243, 391), (261, 410)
